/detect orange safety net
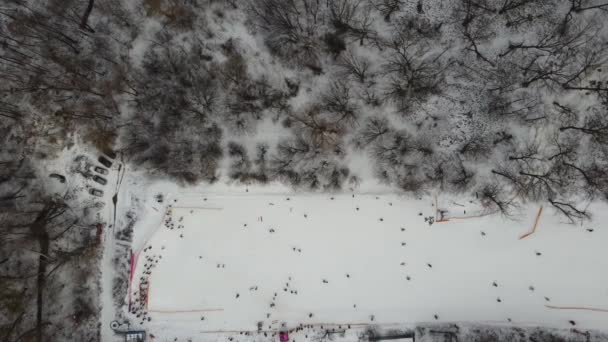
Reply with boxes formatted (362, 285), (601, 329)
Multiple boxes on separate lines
(519, 206), (543, 240)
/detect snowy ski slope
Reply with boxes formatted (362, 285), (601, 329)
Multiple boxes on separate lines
(126, 190), (608, 339)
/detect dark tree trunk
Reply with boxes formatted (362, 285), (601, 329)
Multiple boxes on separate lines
(80, 0), (95, 32)
(29, 203), (57, 342)
(35, 233), (49, 342)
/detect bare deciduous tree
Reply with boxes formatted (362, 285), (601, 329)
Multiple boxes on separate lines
(477, 182), (517, 216)
(249, 0), (323, 67)
(352, 117), (391, 148)
(321, 81), (359, 127)
(559, 109), (608, 145)
(371, 0), (404, 22)
(337, 50), (372, 83)
(382, 29), (447, 113)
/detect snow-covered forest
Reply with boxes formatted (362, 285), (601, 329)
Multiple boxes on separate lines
(1, 0), (608, 341)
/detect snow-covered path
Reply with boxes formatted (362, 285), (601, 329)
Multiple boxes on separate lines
(127, 191), (608, 338)
(100, 160), (128, 342)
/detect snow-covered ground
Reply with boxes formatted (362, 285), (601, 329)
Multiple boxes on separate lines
(114, 178), (608, 341)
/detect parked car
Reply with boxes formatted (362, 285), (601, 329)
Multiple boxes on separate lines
(94, 166), (108, 175)
(104, 150), (117, 159)
(98, 156), (112, 168)
(89, 188), (104, 197)
(49, 173), (66, 183)
(93, 175), (107, 185)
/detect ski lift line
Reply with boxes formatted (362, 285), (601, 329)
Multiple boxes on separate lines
(147, 308), (225, 313)
(519, 206), (543, 240)
(545, 305), (608, 313)
(437, 211), (499, 222)
(170, 206), (224, 210)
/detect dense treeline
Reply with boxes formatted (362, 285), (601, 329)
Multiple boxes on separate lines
(2, 0), (605, 205)
(0, 1), (125, 340)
